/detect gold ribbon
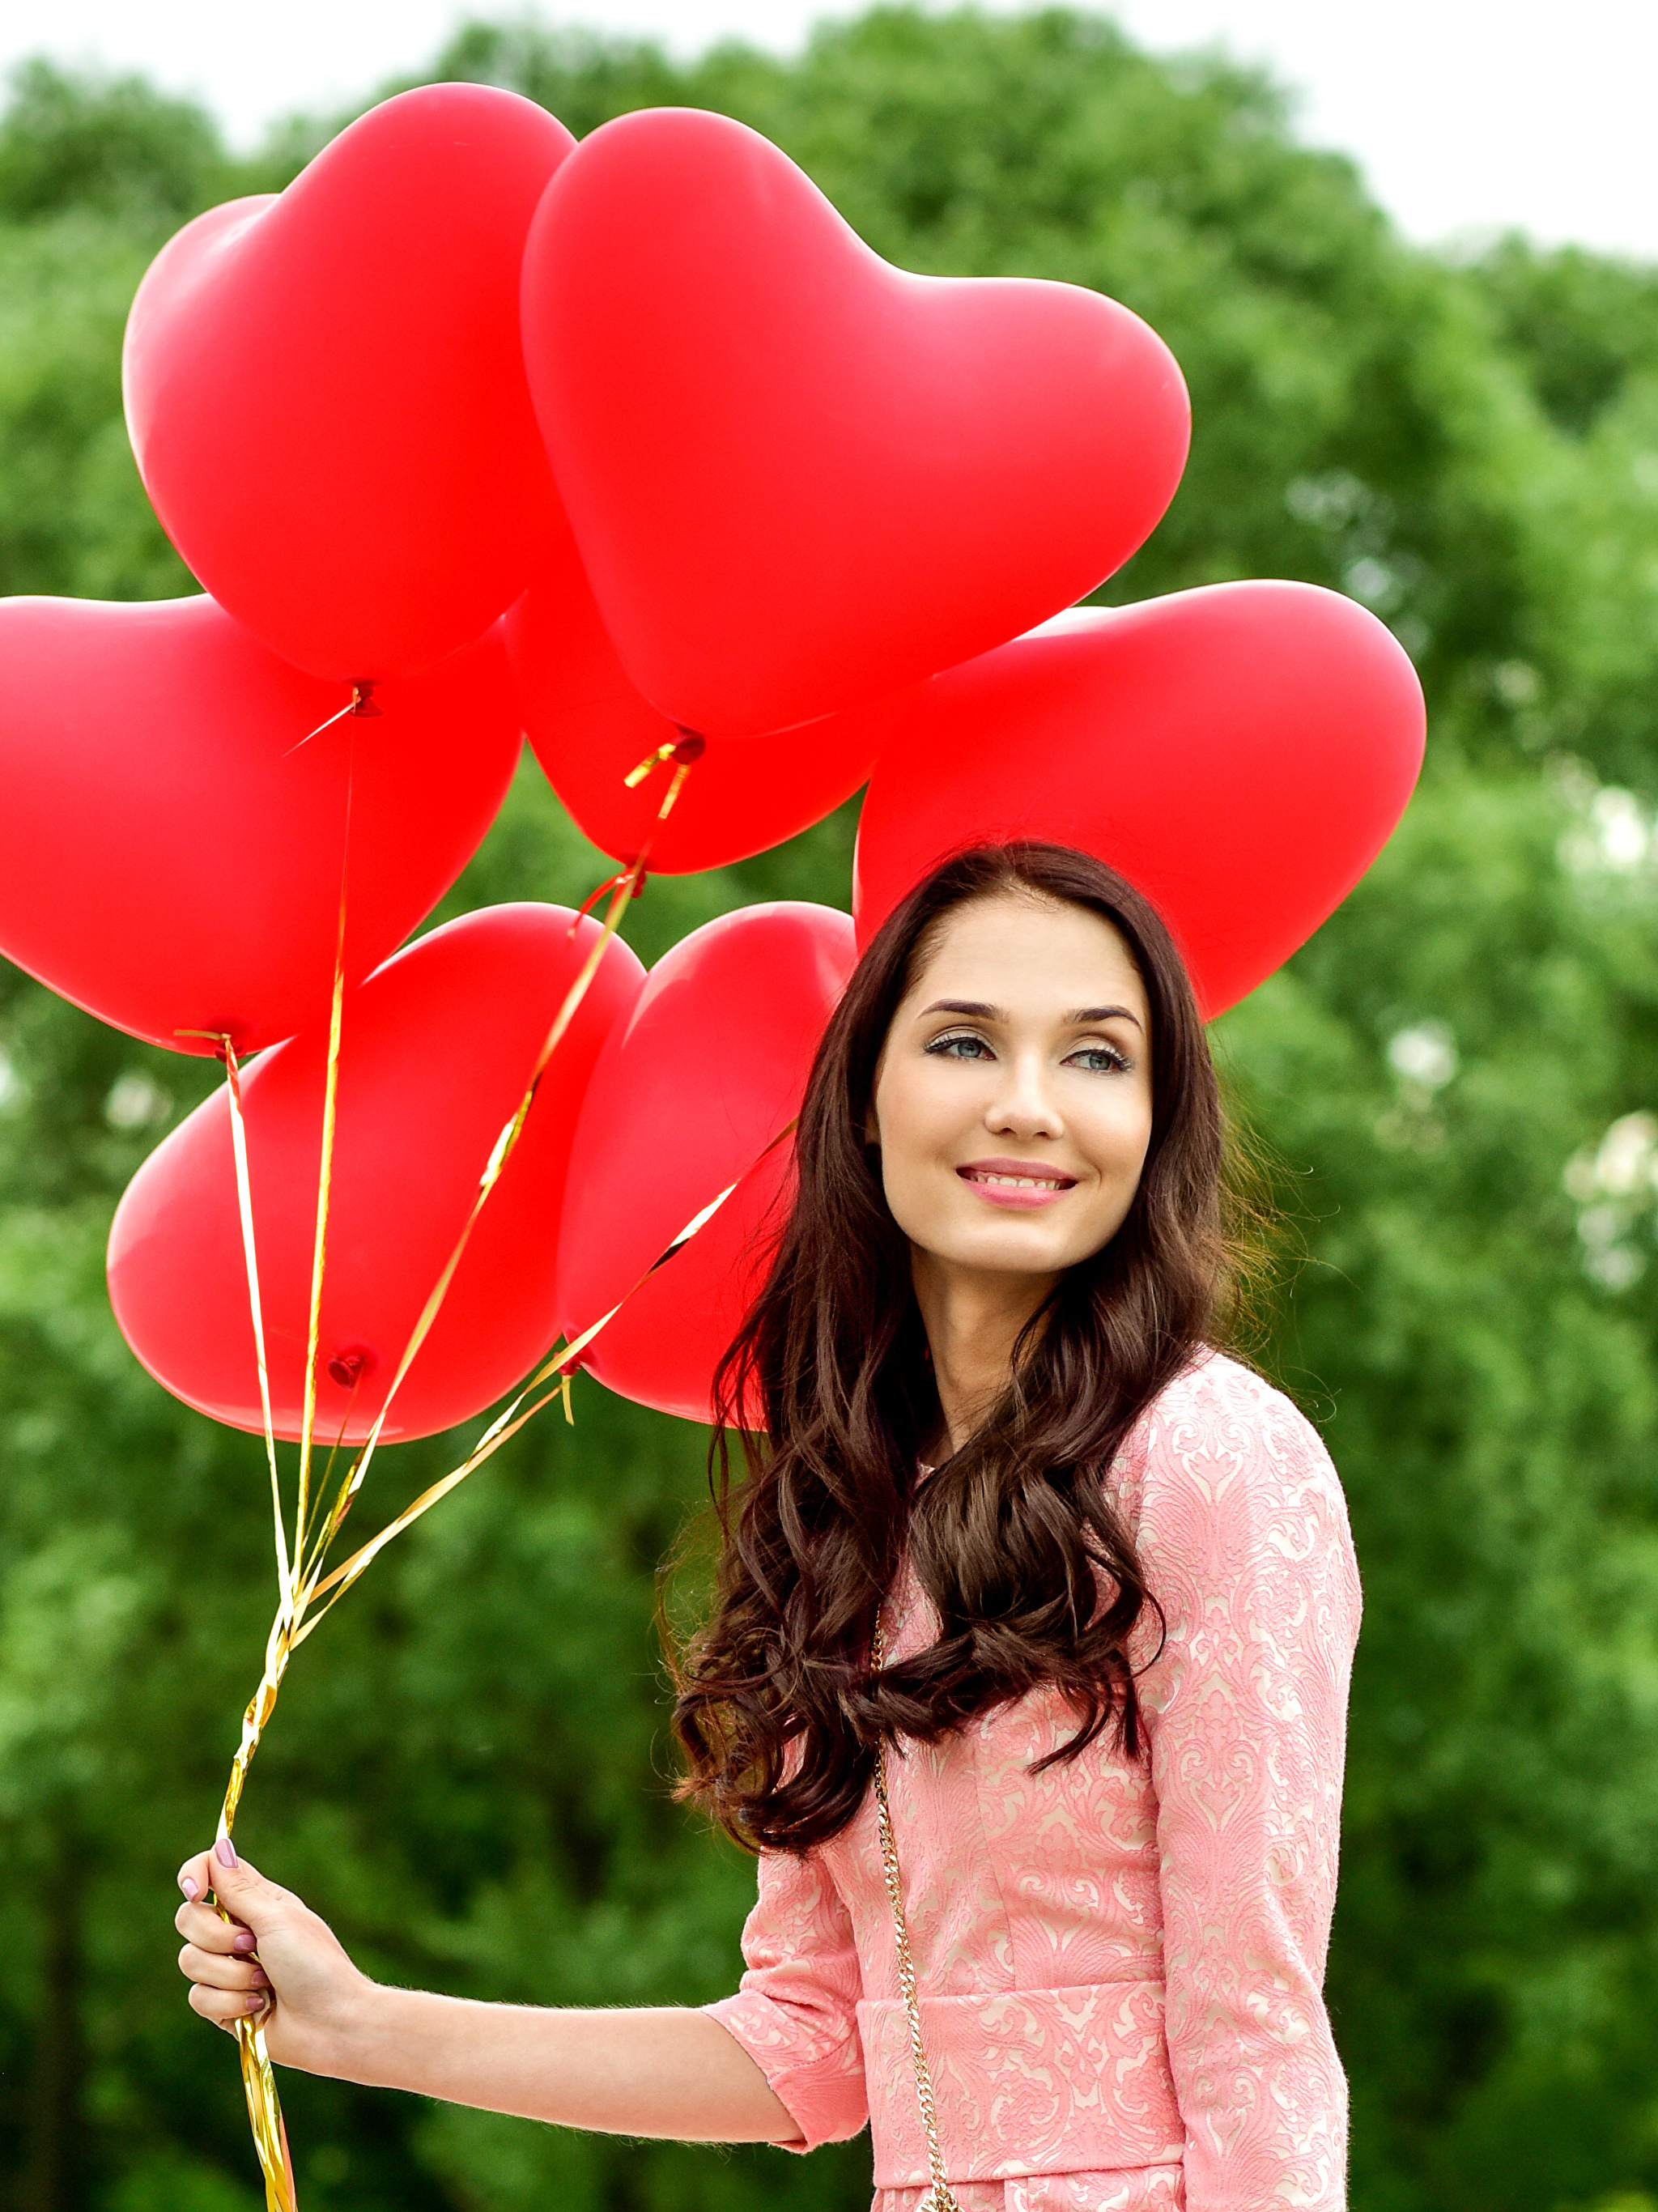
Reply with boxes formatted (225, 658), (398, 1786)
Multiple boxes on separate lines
(199, 730), (740, 2206)
(293, 1117), (797, 1640)
(215, 1030), (300, 2212)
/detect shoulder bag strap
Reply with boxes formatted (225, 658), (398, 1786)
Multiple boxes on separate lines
(871, 1618), (963, 2212)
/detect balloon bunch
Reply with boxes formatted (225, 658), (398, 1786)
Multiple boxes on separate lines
(0, 83), (1425, 2208)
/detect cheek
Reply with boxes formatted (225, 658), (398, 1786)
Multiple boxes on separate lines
(873, 1059), (954, 1159)
(870, 1066), (967, 1231)
(1087, 1099), (1154, 1195)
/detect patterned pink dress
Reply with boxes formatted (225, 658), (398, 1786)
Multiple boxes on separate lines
(704, 1352), (1362, 2212)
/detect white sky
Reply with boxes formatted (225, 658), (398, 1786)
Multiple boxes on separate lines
(0, 0), (1653, 262)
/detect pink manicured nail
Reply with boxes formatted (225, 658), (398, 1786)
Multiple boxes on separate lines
(231, 1928), (257, 1954)
(250, 1967), (271, 1989)
(180, 1876), (199, 1902)
(215, 1837), (237, 1870)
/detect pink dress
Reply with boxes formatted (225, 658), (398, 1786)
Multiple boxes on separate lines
(704, 1352), (1362, 2212)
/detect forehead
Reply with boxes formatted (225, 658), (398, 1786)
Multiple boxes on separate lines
(904, 891), (1148, 1016)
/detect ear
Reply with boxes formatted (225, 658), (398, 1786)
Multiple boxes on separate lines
(864, 1049), (887, 1151)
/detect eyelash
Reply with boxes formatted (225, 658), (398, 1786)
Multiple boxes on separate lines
(925, 1031), (1132, 1074)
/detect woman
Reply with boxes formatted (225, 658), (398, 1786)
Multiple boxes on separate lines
(176, 842), (1361, 2211)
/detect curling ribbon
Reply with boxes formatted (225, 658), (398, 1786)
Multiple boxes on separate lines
(298, 723), (704, 1521)
(188, 741), (359, 2212)
(214, 1029), (302, 2212)
(202, 738), (710, 2206)
(294, 1114), (798, 1640)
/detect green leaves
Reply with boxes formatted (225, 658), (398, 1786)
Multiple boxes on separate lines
(0, 60), (231, 225)
(7, 11), (1658, 2209)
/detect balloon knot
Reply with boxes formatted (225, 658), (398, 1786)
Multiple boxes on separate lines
(671, 730), (706, 764)
(570, 868), (634, 931)
(326, 1347), (373, 1389)
(351, 683), (382, 719)
(175, 1025), (249, 1062)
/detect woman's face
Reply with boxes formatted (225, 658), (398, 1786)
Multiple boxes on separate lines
(869, 891), (1155, 1291)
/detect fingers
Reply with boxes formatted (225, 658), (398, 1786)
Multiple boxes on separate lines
(178, 1935), (270, 1991)
(188, 1979), (272, 2031)
(174, 1840), (291, 2036)
(176, 1840), (289, 1930)
(174, 1899), (253, 1950)
(176, 1848), (220, 1908)
(176, 1836), (267, 1898)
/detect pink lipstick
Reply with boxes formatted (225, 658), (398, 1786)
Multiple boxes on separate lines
(956, 1158), (1079, 1210)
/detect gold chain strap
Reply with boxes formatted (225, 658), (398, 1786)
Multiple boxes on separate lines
(871, 1619), (963, 2212)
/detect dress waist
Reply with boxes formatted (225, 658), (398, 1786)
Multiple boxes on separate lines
(857, 1980), (1184, 2187)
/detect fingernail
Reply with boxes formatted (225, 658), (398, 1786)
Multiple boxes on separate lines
(250, 1967), (271, 1989)
(231, 1929), (256, 1954)
(180, 1877), (199, 1902)
(248, 1992), (270, 2015)
(215, 1837), (237, 1870)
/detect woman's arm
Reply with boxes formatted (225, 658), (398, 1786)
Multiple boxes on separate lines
(174, 1842), (801, 2142)
(700, 1833), (870, 2150)
(1133, 1365), (1363, 2212)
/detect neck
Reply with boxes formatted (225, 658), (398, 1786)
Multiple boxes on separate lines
(910, 1251), (1057, 1455)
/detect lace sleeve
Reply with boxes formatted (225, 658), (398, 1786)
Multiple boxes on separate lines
(702, 1844), (869, 2154)
(1133, 1364), (1362, 2212)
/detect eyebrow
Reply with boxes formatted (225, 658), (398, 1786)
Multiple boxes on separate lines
(920, 998), (1145, 1031)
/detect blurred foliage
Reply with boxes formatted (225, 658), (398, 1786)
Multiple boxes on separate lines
(0, 59), (232, 224)
(6, 12), (1658, 2212)
(1476, 236), (1658, 439)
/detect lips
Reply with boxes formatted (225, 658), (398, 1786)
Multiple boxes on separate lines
(957, 1157), (1079, 1202)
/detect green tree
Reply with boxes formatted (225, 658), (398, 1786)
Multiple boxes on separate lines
(7, 15), (1658, 2212)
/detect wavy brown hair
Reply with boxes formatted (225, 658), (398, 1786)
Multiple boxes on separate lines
(672, 843), (1235, 1853)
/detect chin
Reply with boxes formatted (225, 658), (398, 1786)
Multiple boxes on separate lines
(972, 1219), (1124, 1276)
(954, 1232), (1075, 1276)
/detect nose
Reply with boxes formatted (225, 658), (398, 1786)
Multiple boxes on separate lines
(984, 1049), (1064, 1142)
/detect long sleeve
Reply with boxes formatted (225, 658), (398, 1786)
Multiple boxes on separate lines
(702, 1843), (870, 2152)
(1133, 1366), (1362, 2212)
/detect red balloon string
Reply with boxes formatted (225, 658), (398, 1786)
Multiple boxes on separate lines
(569, 868), (636, 929)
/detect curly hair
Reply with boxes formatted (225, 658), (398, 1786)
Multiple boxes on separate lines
(672, 843), (1233, 1853)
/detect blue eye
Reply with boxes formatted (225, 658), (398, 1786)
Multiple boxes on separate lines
(1066, 1044), (1131, 1074)
(925, 1031), (995, 1061)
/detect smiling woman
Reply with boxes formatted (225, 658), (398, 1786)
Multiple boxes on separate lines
(870, 891), (1158, 1361)
(681, 844), (1256, 1853)
(172, 844), (1360, 2212)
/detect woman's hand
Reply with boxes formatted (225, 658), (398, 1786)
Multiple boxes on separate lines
(174, 1839), (801, 2141)
(175, 1839), (373, 2077)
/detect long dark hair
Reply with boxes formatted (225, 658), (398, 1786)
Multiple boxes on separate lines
(673, 843), (1233, 1854)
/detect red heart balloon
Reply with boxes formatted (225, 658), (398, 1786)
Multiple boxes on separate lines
(108, 905), (644, 1444)
(125, 85), (573, 682)
(521, 107), (1189, 738)
(507, 525), (880, 872)
(0, 593), (520, 1055)
(576, 1164), (798, 1429)
(557, 903), (857, 1423)
(852, 583), (1426, 1015)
